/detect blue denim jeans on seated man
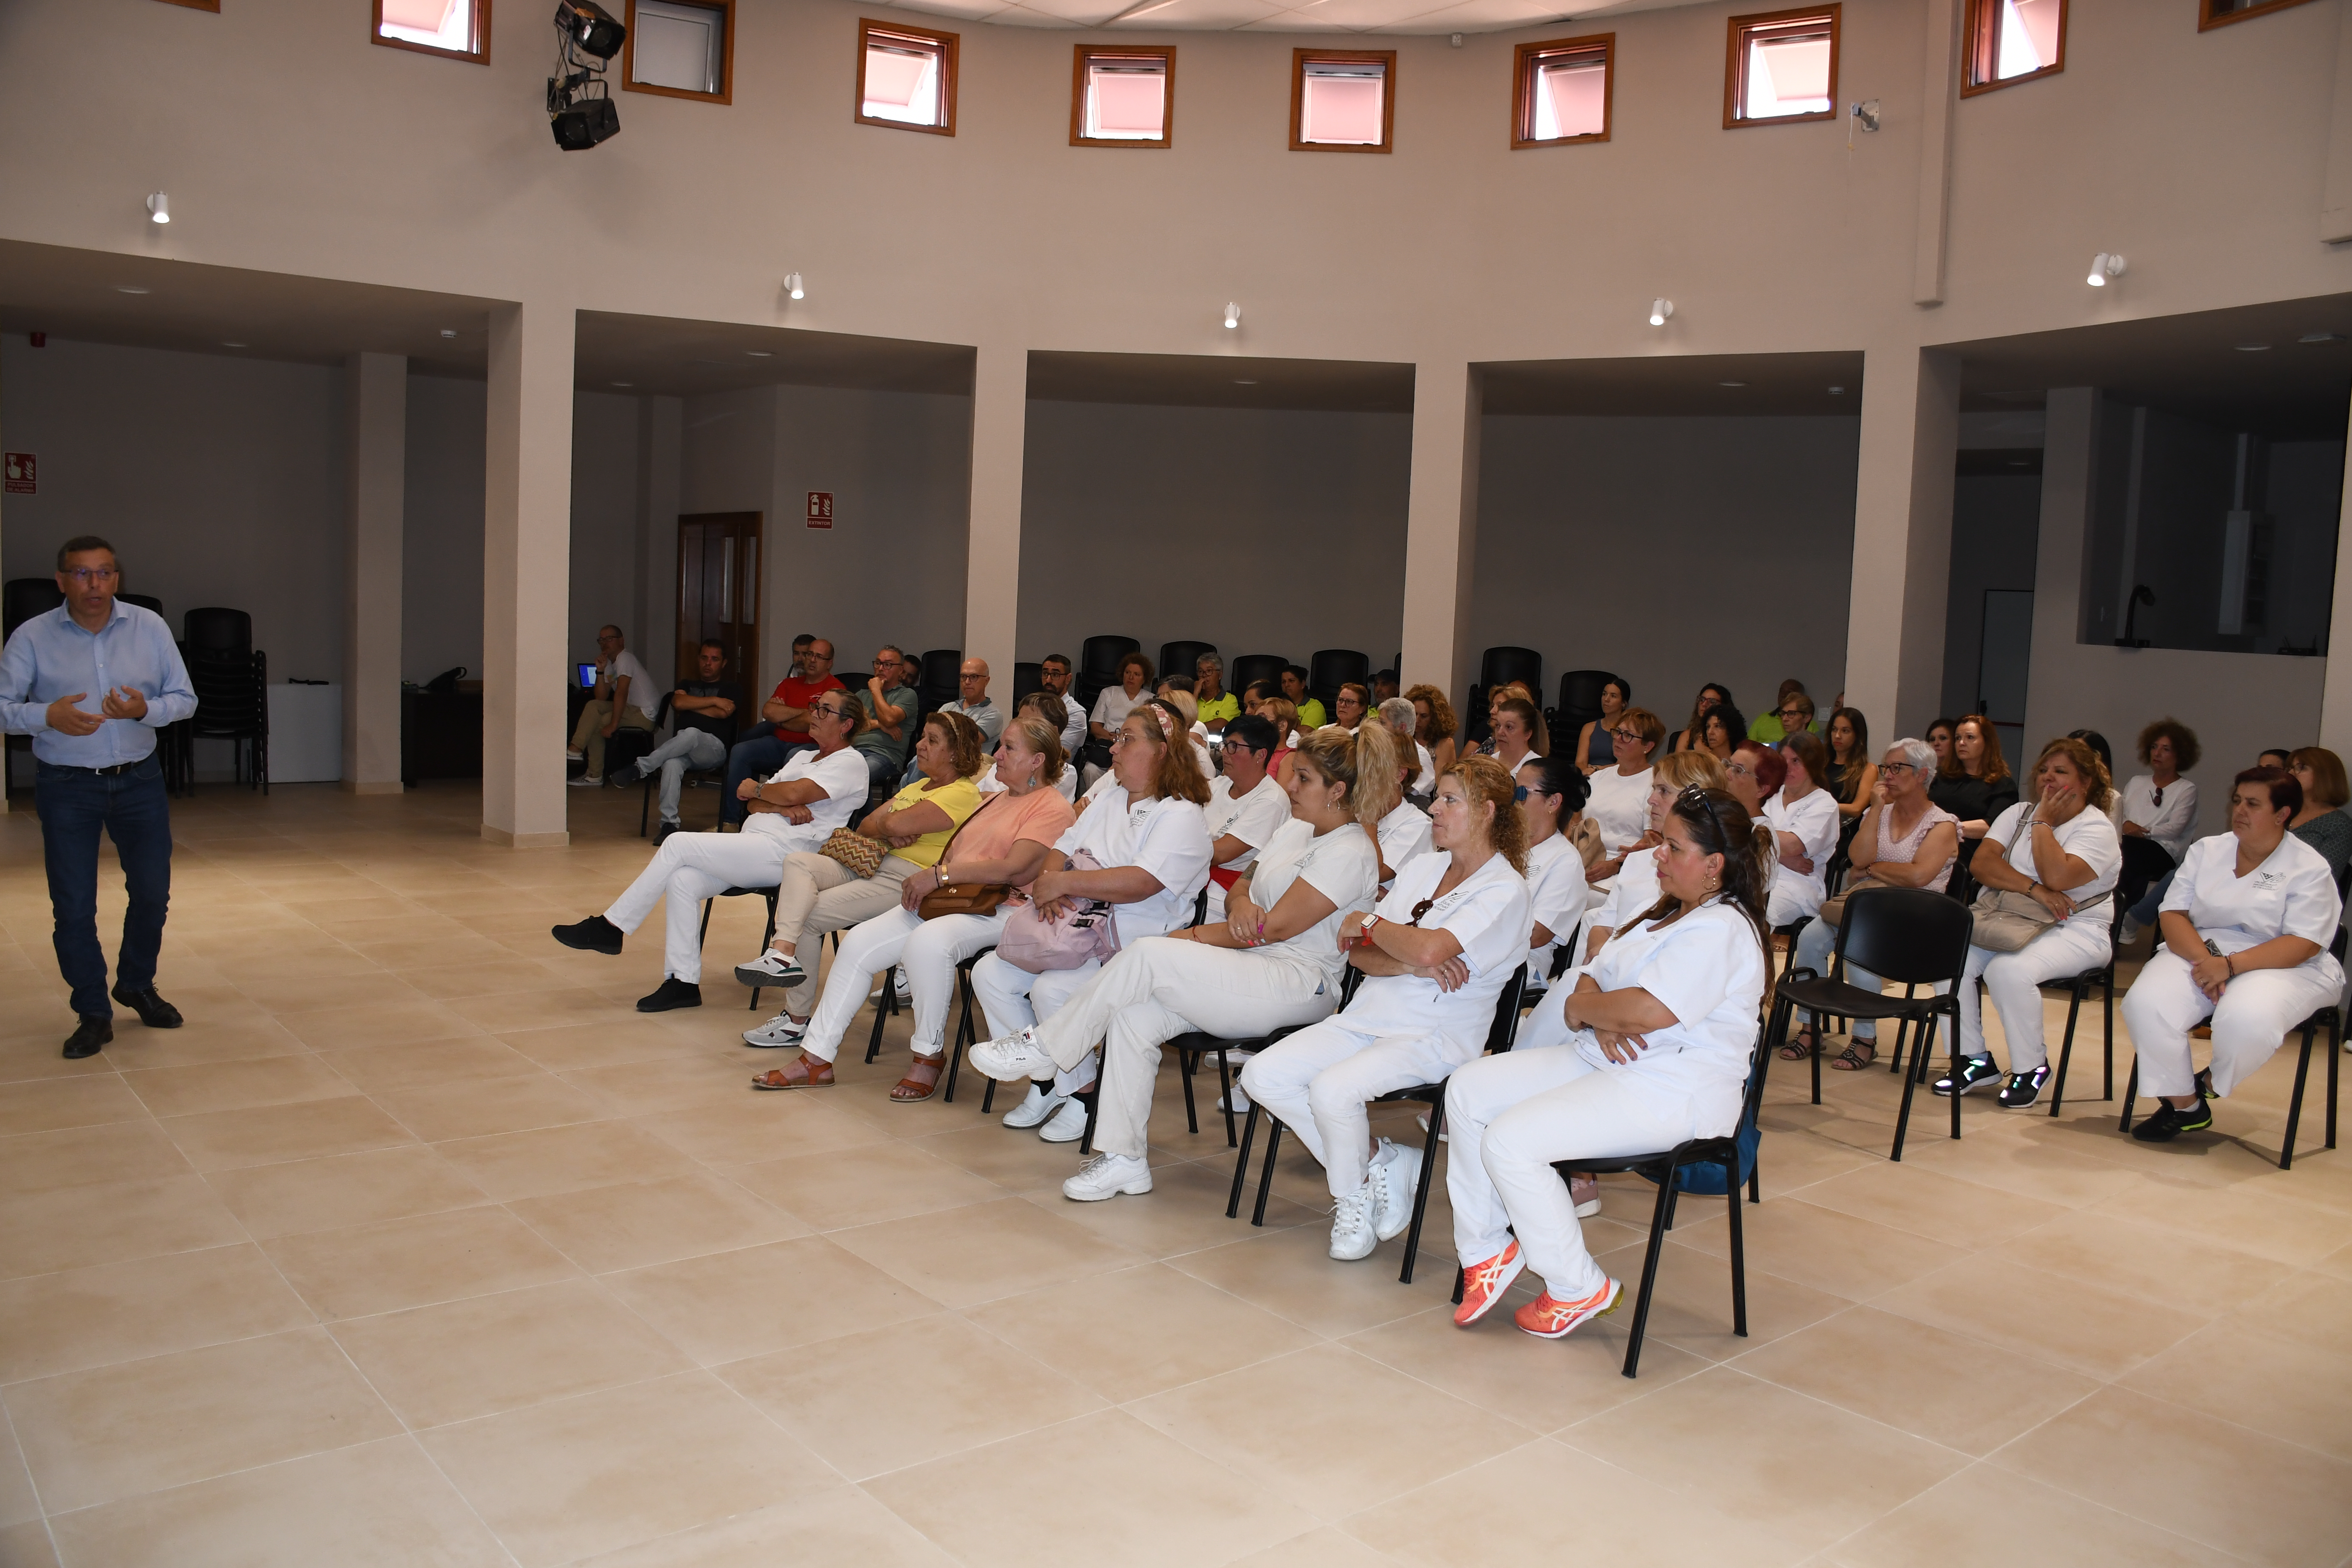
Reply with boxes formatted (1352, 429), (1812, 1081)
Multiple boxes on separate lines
(35, 754), (172, 1020)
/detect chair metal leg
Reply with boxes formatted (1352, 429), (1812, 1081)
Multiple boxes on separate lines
(2102, 967), (2115, 1101)
(1215, 1049), (1237, 1147)
(1079, 1079), (1100, 1155)
(1227, 1102), (1261, 1219)
(751, 897), (781, 1012)
(2050, 983), (2085, 1118)
(1941, 1016), (1963, 1143)
(1620, 1164), (1678, 1379)
(943, 971), (973, 1103)
(1809, 1005), (1822, 1106)
(2328, 1013), (2340, 1151)
(698, 898), (715, 945)
(1397, 1094), (1445, 1285)
(1726, 1159), (1748, 1338)
(1890, 1018), (1925, 1163)
(1252, 1117), (1285, 1226)
(2282, 1021), (2317, 1171)
(2119, 1058), (2140, 1132)
(1178, 1047), (1200, 1135)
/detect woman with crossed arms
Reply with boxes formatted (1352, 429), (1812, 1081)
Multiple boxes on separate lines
(966, 724), (1395, 1201)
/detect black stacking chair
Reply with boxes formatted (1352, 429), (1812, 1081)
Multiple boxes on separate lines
(1465, 647), (1543, 746)
(1076, 636), (1140, 717)
(915, 649), (962, 727)
(1552, 669), (1617, 752)
(1, 580), (65, 800)
(1773, 886), (1973, 1160)
(697, 886), (781, 1010)
(183, 607), (268, 792)
(941, 946), (999, 1103)
(1012, 663), (1045, 706)
(1307, 649), (1370, 715)
(1158, 641), (1217, 687)
(1230, 654), (1288, 697)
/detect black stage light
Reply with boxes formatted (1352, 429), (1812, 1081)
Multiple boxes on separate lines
(556, 0), (625, 61)
(550, 87), (621, 150)
(547, 1), (624, 150)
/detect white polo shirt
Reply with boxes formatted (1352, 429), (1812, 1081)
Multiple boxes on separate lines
(2161, 831), (2342, 964)
(1339, 850), (1532, 1059)
(1522, 831), (1591, 982)
(1058, 785), (1212, 943)
(1375, 798), (1434, 887)
(1246, 818), (1382, 986)
(740, 746), (870, 852)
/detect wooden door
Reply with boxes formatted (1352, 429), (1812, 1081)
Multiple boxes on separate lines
(675, 512), (764, 721)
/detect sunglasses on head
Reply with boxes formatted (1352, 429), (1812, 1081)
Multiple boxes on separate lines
(1680, 784), (1727, 837)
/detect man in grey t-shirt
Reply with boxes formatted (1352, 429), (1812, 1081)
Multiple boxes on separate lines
(853, 644), (918, 788)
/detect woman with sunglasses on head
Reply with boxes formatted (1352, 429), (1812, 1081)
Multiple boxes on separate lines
(1585, 706), (1666, 878)
(1577, 677), (1633, 775)
(1582, 750), (1729, 961)
(1516, 755), (1592, 995)
(1447, 786), (1772, 1339)
(1765, 730), (1843, 932)
(1239, 756), (1533, 1263)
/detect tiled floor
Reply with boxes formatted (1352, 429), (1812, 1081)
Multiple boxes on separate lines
(1, 783), (2349, 1567)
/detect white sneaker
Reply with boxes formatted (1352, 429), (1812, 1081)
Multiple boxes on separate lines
(566, 748), (584, 761)
(2118, 915), (2144, 945)
(1413, 1110), (1448, 1143)
(568, 774), (602, 787)
(743, 1012), (808, 1048)
(1037, 1096), (1091, 1143)
(1001, 1083), (1067, 1129)
(1063, 1151), (1152, 1201)
(733, 950), (806, 988)
(970, 1027), (1058, 1083)
(1369, 1138), (1422, 1241)
(1329, 1183), (1379, 1261)
(1217, 1080), (1253, 1115)
(893, 969), (912, 1004)
(1569, 1173), (1603, 1219)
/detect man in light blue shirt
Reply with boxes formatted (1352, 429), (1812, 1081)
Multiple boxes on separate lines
(0, 536), (196, 1057)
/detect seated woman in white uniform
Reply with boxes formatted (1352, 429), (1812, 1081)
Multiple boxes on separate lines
(1763, 729), (1842, 930)
(1200, 715), (1293, 923)
(2121, 765), (2347, 1143)
(1783, 737), (1958, 1069)
(1936, 735), (2122, 1108)
(747, 711), (1077, 1099)
(1584, 707), (1664, 882)
(1515, 754), (1591, 994)
(966, 724), (1395, 1201)
(973, 703), (1213, 1143)
(1239, 755), (1532, 1263)
(1446, 785), (1770, 1339)
(1582, 750), (1727, 961)
(551, 695), (869, 1012)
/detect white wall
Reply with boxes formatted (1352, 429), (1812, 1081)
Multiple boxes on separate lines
(1017, 400), (1412, 675)
(1941, 474), (2043, 721)
(403, 373), (485, 683)
(1471, 414), (1859, 726)
(568, 389), (645, 676)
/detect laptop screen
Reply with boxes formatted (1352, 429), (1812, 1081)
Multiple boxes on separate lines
(577, 663), (598, 689)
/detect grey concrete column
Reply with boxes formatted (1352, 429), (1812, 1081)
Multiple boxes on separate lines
(1400, 359), (1483, 704)
(962, 344), (1024, 680)
(1843, 345), (1961, 736)
(343, 351), (405, 793)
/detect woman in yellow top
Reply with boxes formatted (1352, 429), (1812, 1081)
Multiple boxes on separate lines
(732, 710), (989, 1030)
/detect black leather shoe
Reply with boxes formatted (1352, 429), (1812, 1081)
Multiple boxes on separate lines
(637, 977), (702, 1013)
(63, 1016), (112, 1059)
(110, 984), (183, 1029)
(552, 916), (625, 955)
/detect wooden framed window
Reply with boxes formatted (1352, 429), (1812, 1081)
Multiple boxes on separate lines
(1291, 49), (1395, 153)
(153, 0), (220, 11)
(1072, 46), (1174, 148)
(2201, 0), (2319, 26)
(1512, 34), (1611, 148)
(373, 0), (490, 63)
(1723, 6), (1838, 127)
(1964, 0), (2064, 93)
(625, 0), (732, 103)
(857, 19), (957, 136)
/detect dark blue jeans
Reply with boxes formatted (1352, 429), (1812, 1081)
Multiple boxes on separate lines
(36, 754), (173, 1020)
(721, 729), (810, 825)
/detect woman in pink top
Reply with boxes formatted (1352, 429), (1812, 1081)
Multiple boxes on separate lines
(752, 712), (1078, 1100)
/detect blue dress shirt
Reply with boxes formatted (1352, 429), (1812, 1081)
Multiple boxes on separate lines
(0, 601), (198, 767)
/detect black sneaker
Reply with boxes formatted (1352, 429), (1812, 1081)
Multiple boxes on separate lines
(653, 820), (682, 847)
(2196, 1067), (2215, 1101)
(2131, 1099), (2215, 1142)
(1933, 1056), (2002, 1097)
(551, 915), (624, 955)
(1996, 1066), (2050, 1109)
(637, 976), (702, 1013)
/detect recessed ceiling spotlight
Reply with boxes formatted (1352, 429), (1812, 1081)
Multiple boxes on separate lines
(2087, 252), (2126, 287)
(1649, 298), (1674, 327)
(221, 341), (246, 348)
(147, 193), (169, 224)
(1233, 379), (1258, 385)
(2298, 332), (2344, 345)
(1718, 380), (1747, 388)
(440, 329), (456, 338)
(746, 350), (773, 358)
(612, 381), (633, 387)
(115, 286), (150, 295)
(1827, 386), (1846, 394)
(2235, 343), (2272, 353)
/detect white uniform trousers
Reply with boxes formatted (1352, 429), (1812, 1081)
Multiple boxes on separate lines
(1445, 1044), (1733, 1302)
(602, 831), (790, 984)
(1957, 920), (2112, 1070)
(796, 905), (1011, 1064)
(1239, 1019), (1472, 1198)
(1030, 936), (1336, 1159)
(1765, 879), (1822, 931)
(972, 950), (1104, 1096)
(2121, 947), (2343, 1099)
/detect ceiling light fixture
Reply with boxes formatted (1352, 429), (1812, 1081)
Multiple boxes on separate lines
(146, 193), (170, 224)
(1223, 302), (1241, 330)
(440, 329), (456, 338)
(115, 286), (150, 295)
(1649, 298), (1673, 327)
(2299, 332), (2345, 345)
(785, 273), (805, 301)
(2087, 253), (2126, 287)
(548, 0), (624, 150)
(1718, 380), (1747, 388)
(2235, 343), (2272, 353)
(221, 341), (246, 348)
(746, 350), (773, 358)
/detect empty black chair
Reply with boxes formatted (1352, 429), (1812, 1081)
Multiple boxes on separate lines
(1554, 669), (1621, 749)
(1465, 647), (1543, 746)
(117, 592), (164, 617)
(1076, 635), (1141, 717)
(1158, 642), (1217, 689)
(1, 580), (66, 798)
(912, 648), (962, 730)
(1229, 653), (1288, 700)
(1307, 649), (1370, 713)
(182, 608), (268, 792)
(1011, 662), (1045, 706)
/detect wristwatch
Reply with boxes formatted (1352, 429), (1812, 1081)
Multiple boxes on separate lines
(1356, 913), (1382, 948)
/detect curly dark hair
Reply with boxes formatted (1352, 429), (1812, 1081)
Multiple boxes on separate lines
(2137, 717), (2201, 773)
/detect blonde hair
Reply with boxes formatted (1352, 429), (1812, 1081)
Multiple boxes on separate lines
(1442, 754), (1528, 875)
(1002, 711), (1066, 786)
(1296, 719), (1403, 828)
(1653, 749), (1727, 793)
(1258, 696), (1299, 743)
(1160, 689), (1199, 726)
(1123, 706), (1211, 806)
(1405, 684), (1457, 743)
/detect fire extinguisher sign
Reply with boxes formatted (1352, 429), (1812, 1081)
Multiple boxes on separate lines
(806, 492), (833, 529)
(3, 453), (33, 495)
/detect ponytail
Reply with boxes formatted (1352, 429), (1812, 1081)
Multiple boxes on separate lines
(1297, 719), (1403, 827)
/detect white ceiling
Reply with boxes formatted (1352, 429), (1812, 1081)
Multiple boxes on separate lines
(898, 0), (1699, 39)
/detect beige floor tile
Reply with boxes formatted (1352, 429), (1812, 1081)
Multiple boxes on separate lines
(865, 1407), (1318, 1568)
(497, 1018), (718, 1072)
(117, 1055), (356, 1120)
(0, 1120), (191, 1200)
(88, 1016), (314, 1069)
(966, 1262), (1321, 1405)
(828, 1196), (1150, 1309)
(566, 1489), (959, 1568)
(2121, 1318), (2352, 1463)
(275, 999), (487, 1051)
(419, 1371), (823, 1568)
(0, 1076), (150, 1138)
(602, 1236), (942, 1366)
(262, 1205), (580, 1319)
(1892, 1115), (2152, 1206)
(1168, 1222), (1458, 1338)
(0, 1243), (311, 1382)
(1873, 1254), (2207, 1379)
(1560, 1367), (1968, 1554)
(374, 1071), (611, 1142)
(1995, 1204), (2298, 1305)
(1789, 1159), (2073, 1249)
(432, 1119), (698, 1202)
(6, 1327), (400, 1512)
(506, 1171), (808, 1273)
(1342, 1435), (1811, 1568)
(203, 1143), (489, 1239)
(1581, 1232), (1858, 1364)
(0, 1173), (247, 1279)
(721, 1313), (1105, 1479)
(44, 1436), (511, 1568)
(1226, 1527), (1398, 1568)
(229, 972), (427, 1015)
(443, 987), (631, 1034)
(1664, 1194), (1970, 1304)
(1993, 1386), (2352, 1568)
(332, 1279), (693, 1428)
(312, 1036), (542, 1094)
(1828, 1463), (2240, 1568)
(351, 936), (521, 970)
(392, 958), (583, 1001)
(2232, 1269), (2352, 1353)
(1731, 1305), (2100, 1454)
(0, 1035), (117, 1086)
(1342, 1299), (1712, 1431)
(565, 1054), (766, 1116)
(911, 1120), (1109, 1188)
(160, 1096), (418, 1172)
(1020, 1157), (1331, 1258)
(725, 1139), (1011, 1231)
(2091, 1176), (2352, 1269)
(632, 1095), (890, 1166)
(0, 1518), (57, 1566)
(0, 1416), (37, 1527)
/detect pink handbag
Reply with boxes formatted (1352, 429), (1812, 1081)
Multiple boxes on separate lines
(996, 850), (1125, 972)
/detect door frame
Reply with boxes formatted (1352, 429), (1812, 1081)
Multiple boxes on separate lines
(675, 512), (766, 721)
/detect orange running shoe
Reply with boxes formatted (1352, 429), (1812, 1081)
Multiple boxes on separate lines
(1513, 1277), (1622, 1339)
(1452, 1241), (1525, 1326)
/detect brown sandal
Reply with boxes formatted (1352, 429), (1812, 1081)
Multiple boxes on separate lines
(1830, 1041), (1877, 1071)
(889, 1054), (946, 1103)
(751, 1055), (834, 1091)
(1778, 1029), (1817, 1061)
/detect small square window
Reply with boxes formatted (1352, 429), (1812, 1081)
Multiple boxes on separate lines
(1513, 35), (1611, 148)
(1964, 0), (2064, 93)
(373, 0), (489, 63)
(1072, 47), (1174, 148)
(626, 0), (732, 103)
(2201, 0), (2319, 26)
(1724, 6), (1838, 128)
(1292, 50), (1394, 153)
(152, 0), (220, 11)
(858, 19), (957, 136)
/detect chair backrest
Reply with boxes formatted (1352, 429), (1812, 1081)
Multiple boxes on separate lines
(2, 578), (63, 642)
(1158, 641), (1217, 688)
(1230, 653), (1288, 699)
(183, 607), (253, 657)
(917, 648), (962, 714)
(1484, 964), (1531, 1054)
(1012, 661), (1045, 705)
(2116, 836), (2175, 911)
(1480, 646), (1542, 694)
(1079, 636), (1138, 681)
(1835, 885), (1975, 988)
(118, 591), (164, 618)
(1308, 649), (1369, 710)
(1553, 669), (1620, 740)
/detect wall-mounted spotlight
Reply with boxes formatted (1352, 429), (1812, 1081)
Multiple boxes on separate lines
(1223, 302), (1241, 330)
(1649, 298), (1674, 327)
(785, 273), (806, 301)
(2087, 253), (2126, 287)
(146, 193), (170, 224)
(548, 1), (624, 150)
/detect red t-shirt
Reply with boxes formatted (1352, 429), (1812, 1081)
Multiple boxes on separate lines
(768, 675), (846, 744)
